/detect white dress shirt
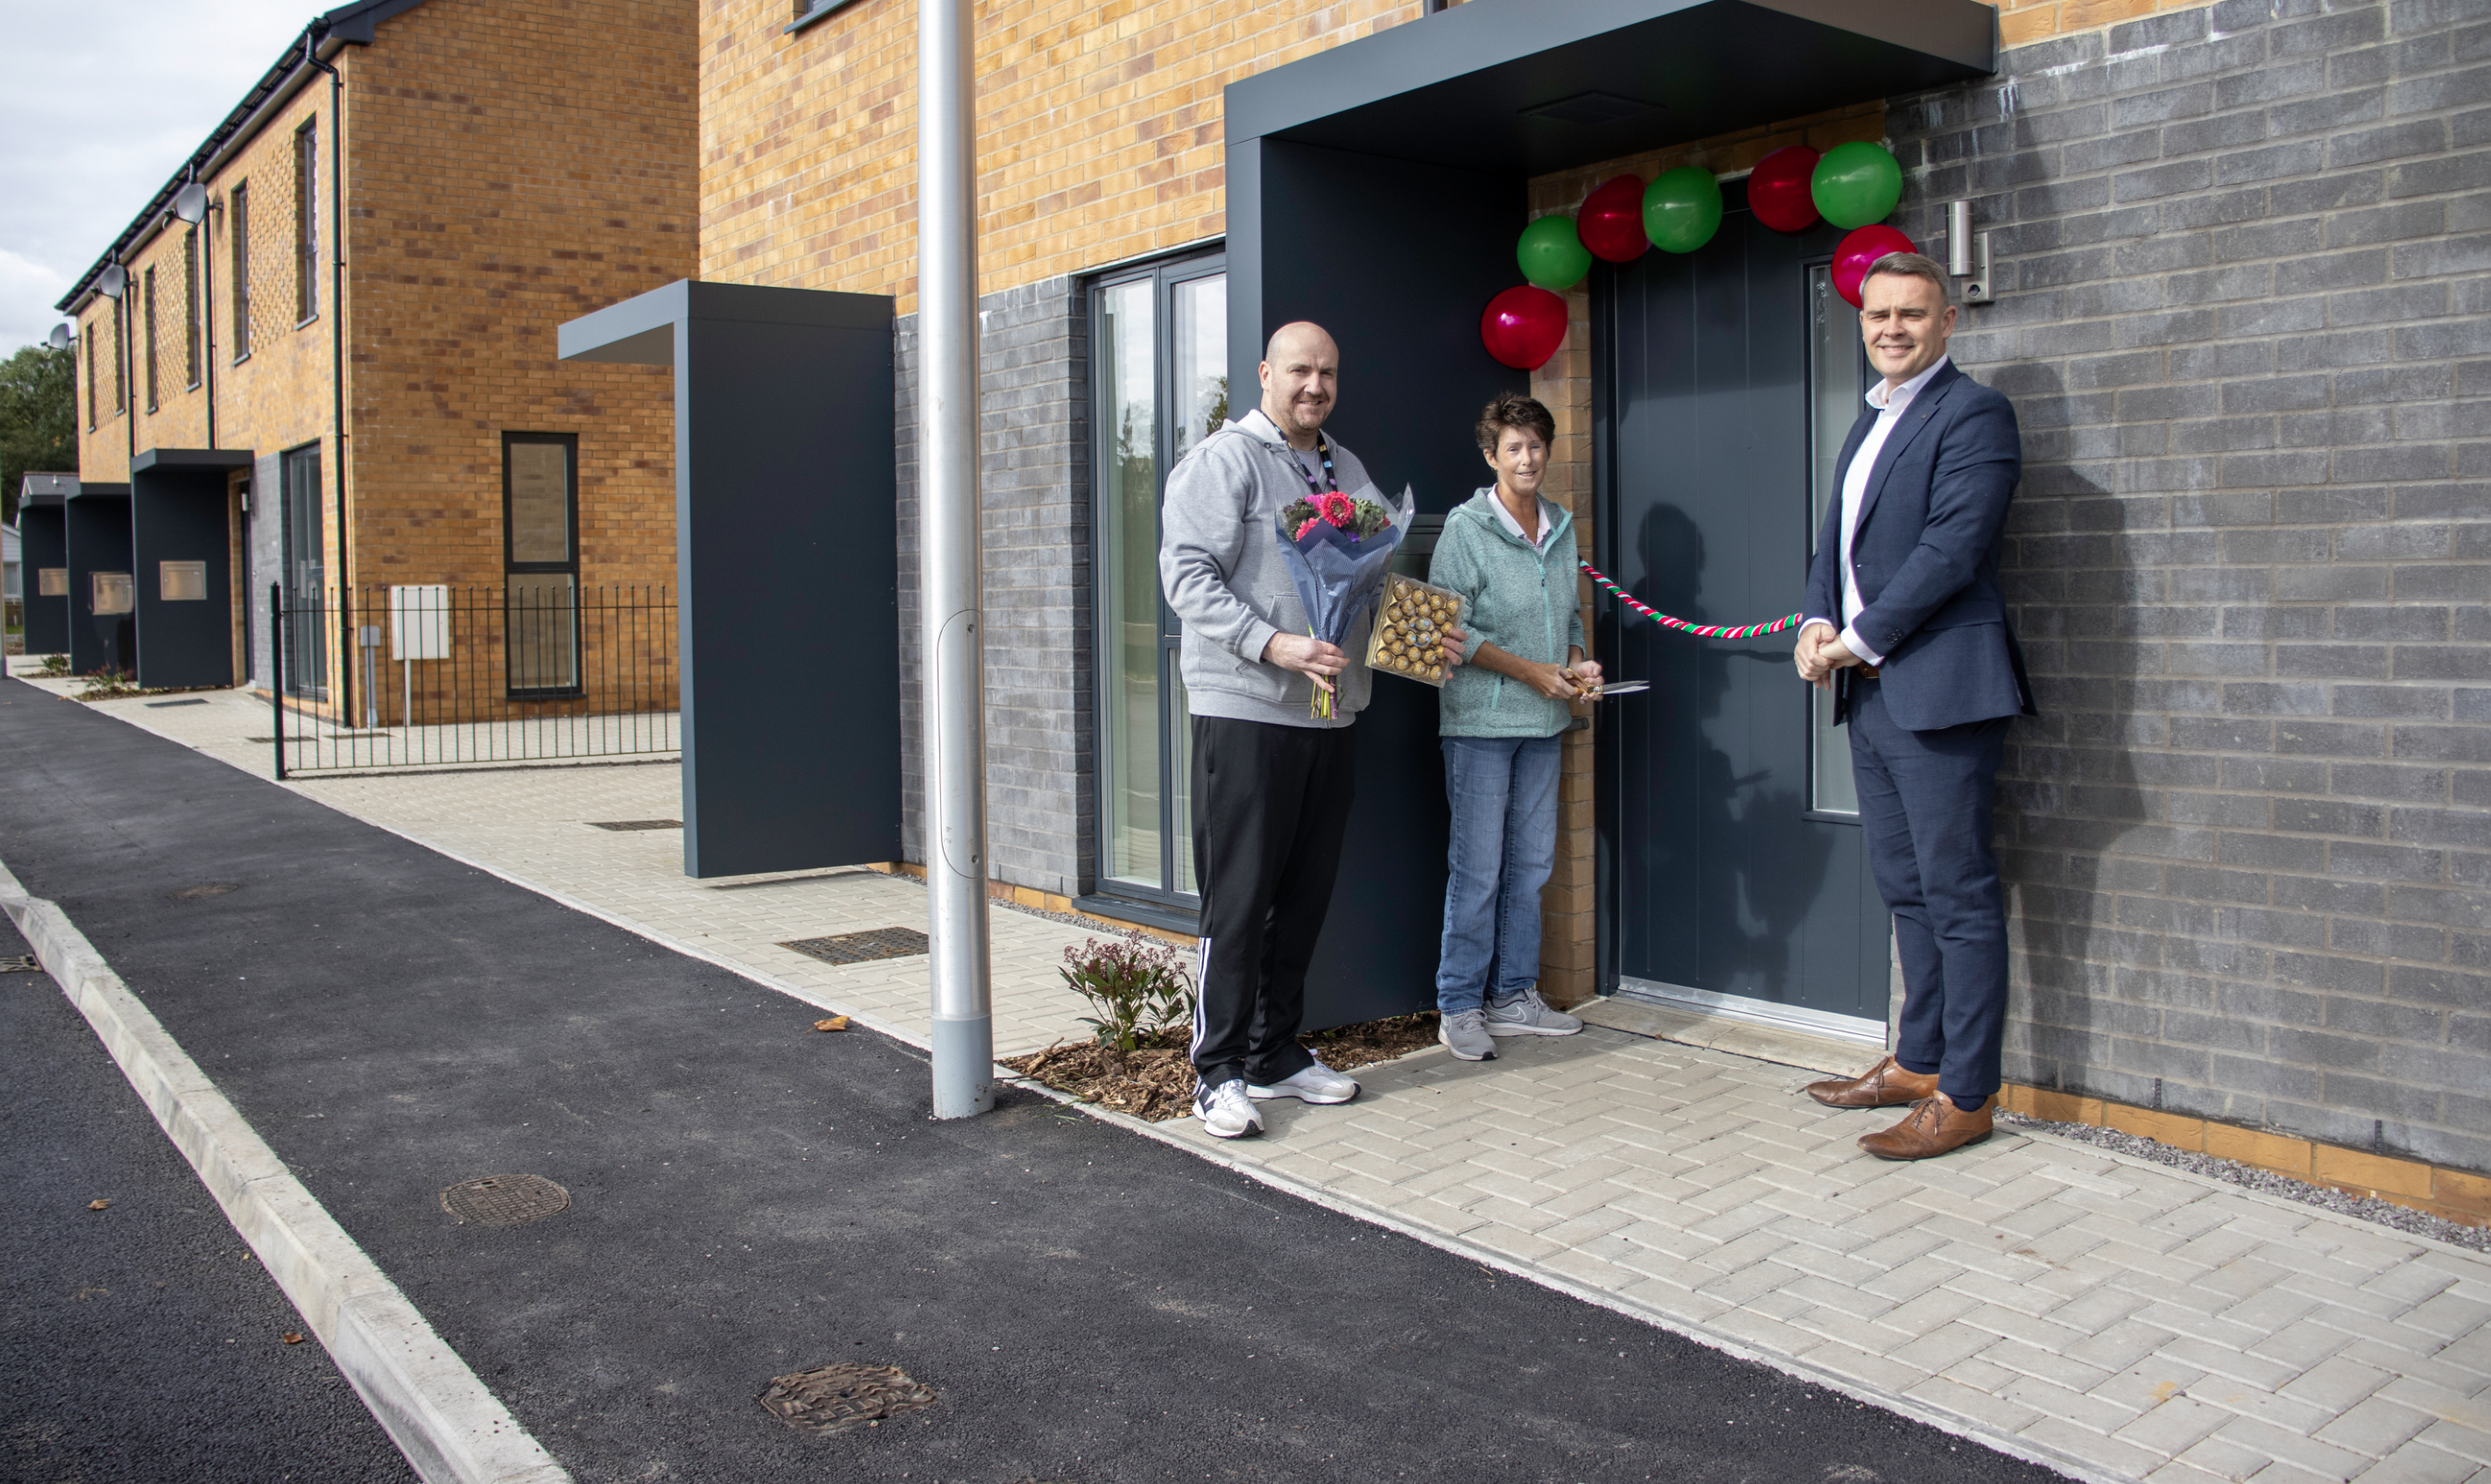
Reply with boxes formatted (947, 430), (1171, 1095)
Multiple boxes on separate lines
(1808, 355), (1951, 667)
(1489, 487), (1555, 551)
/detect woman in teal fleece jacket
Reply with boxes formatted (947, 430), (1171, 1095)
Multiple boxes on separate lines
(1425, 393), (1599, 1061)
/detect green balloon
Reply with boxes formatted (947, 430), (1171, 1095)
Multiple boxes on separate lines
(1642, 166), (1723, 254)
(1811, 141), (1903, 230)
(1516, 214), (1592, 291)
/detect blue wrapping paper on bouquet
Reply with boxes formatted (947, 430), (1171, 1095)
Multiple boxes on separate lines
(1272, 483), (1413, 719)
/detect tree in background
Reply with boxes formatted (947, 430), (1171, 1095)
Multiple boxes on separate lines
(0, 345), (78, 526)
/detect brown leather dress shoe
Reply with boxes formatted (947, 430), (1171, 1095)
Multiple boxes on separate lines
(1803, 1055), (1938, 1109)
(1859, 1095), (1994, 1161)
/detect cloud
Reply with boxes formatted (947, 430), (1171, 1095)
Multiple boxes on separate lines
(0, 0), (313, 353)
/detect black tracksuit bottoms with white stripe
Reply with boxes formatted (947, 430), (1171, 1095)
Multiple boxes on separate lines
(1188, 714), (1356, 1091)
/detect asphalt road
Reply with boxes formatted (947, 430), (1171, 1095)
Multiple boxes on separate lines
(0, 912), (417, 1484)
(0, 678), (2070, 1484)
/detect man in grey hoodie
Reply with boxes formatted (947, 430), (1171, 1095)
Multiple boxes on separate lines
(1158, 322), (1463, 1138)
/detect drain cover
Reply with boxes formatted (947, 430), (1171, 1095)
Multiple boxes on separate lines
(439, 1174), (571, 1226)
(588, 819), (682, 831)
(1, 956), (39, 973)
(780, 927), (929, 965)
(759, 1364), (937, 1435)
(168, 881), (242, 900)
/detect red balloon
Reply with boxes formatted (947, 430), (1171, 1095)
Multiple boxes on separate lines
(1480, 285), (1568, 370)
(1832, 226), (1918, 308)
(1749, 145), (1821, 233)
(1575, 175), (1649, 263)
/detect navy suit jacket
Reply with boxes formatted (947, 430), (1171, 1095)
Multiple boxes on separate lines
(1803, 360), (2037, 732)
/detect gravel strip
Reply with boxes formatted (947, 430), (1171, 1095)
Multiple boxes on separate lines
(2001, 1112), (2489, 1253)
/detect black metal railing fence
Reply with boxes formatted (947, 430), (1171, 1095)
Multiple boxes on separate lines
(272, 583), (677, 776)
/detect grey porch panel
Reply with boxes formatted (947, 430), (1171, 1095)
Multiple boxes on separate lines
(131, 448), (249, 691)
(63, 484), (132, 678)
(560, 279), (900, 879)
(1225, 0), (1995, 177)
(18, 489), (67, 656)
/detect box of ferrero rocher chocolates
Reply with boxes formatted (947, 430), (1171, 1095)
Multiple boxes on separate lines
(1365, 574), (1466, 688)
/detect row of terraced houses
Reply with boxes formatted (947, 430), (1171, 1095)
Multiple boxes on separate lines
(32, 0), (2491, 1225)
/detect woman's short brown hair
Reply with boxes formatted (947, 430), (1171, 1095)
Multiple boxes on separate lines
(1476, 392), (1556, 452)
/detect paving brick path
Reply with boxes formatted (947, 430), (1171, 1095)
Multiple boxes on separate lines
(32, 670), (2491, 1484)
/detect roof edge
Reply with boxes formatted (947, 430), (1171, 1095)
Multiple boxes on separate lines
(51, 0), (437, 316)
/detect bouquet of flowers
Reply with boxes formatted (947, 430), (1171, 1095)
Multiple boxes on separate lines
(1273, 482), (1412, 719)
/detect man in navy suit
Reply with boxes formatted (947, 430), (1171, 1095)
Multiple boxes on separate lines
(1795, 252), (2034, 1161)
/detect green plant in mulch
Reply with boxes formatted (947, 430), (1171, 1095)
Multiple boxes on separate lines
(1060, 930), (1195, 1053)
(37, 653), (70, 676)
(76, 668), (138, 700)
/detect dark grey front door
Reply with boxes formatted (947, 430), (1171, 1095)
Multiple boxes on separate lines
(1596, 180), (1891, 1039)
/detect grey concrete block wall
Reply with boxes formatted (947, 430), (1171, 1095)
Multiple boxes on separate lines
(894, 275), (1092, 898)
(1891, 0), (2491, 1171)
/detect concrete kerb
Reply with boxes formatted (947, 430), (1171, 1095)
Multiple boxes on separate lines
(0, 859), (572, 1484)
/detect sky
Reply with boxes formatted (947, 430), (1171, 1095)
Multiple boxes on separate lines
(0, 0), (314, 355)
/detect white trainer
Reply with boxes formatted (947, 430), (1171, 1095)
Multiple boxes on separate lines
(1484, 988), (1583, 1037)
(1247, 1059), (1360, 1104)
(1194, 1078), (1265, 1138)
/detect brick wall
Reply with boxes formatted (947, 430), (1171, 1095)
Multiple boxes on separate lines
(696, 0), (1418, 310)
(1886, 0), (2491, 1173)
(894, 276), (1092, 897)
(344, 0), (695, 598)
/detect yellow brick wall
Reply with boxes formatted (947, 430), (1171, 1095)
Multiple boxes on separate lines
(344, 0), (695, 598)
(697, 0), (1424, 306)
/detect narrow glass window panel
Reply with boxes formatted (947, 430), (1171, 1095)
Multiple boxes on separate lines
(144, 268), (158, 411)
(508, 574), (580, 692)
(231, 182), (251, 357)
(183, 229), (200, 387)
(282, 443), (328, 700)
(85, 323), (96, 428)
(507, 442), (572, 562)
(1164, 272), (1224, 895)
(1098, 278), (1160, 887)
(112, 301), (125, 413)
(296, 123), (318, 323)
(1808, 263), (1862, 817)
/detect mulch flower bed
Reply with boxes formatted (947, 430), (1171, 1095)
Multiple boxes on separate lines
(1002, 1011), (1441, 1123)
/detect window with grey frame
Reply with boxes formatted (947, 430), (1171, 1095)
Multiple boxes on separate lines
(295, 121), (318, 323)
(183, 228), (201, 388)
(503, 432), (580, 697)
(1089, 251), (1226, 909)
(144, 266), (158, 412)
(231, 181), (252, 359)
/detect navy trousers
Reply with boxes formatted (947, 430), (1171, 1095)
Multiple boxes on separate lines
(1846, 678), (2011, 1102)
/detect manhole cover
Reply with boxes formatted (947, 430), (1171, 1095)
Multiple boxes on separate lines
(588, 819), (682, 831)
(779, 928), (929, 965)
(1, 956), (39, 973)
(759, 1363), (937, 1435)
(439, 1174), (571, 1226)
(144, 697), (210, 708)
(168, 881), (242, 901)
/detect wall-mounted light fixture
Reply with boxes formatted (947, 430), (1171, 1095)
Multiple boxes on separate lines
(1946, 201), (1994, 305)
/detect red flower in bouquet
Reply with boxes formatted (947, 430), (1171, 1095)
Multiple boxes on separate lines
(1316, 490), (1358, 528)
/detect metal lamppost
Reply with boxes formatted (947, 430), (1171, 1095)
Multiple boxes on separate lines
(918, 0), (995, 1117)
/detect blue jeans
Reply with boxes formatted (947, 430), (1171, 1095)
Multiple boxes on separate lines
(1436, 734), (1562, 1014)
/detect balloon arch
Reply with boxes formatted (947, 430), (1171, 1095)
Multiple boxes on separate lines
(1481, 140), (1911, 371)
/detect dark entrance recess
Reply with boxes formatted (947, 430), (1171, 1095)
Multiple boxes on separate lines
(131, 448), (251, 690)
(1598, 182), (1891, 1039)
(64, 483), (134, 677)
(18, 489), (68, 656)
(559, 280), (901, 879)
(1223, 0), (1990, 1028)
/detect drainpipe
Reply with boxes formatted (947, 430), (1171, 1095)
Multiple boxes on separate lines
(918, 0), (994, 1118)
(201, 183), (219, 450)
(305, 33), (349, 723)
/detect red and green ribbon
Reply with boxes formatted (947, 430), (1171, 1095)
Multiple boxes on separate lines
(1578, 560), (1803, 640)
